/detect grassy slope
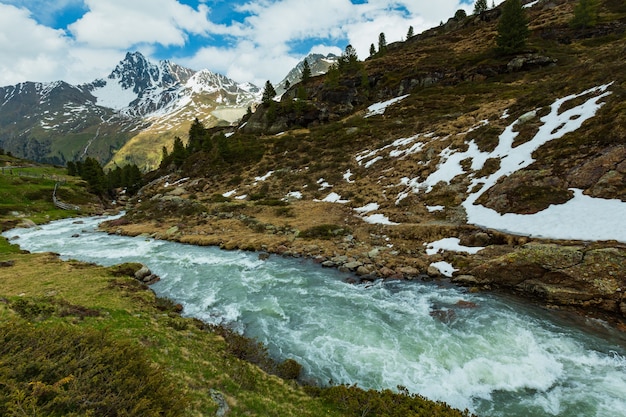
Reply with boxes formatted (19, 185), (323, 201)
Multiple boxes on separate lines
(0, 253), (345, 416)
(0, 156), (101, 228)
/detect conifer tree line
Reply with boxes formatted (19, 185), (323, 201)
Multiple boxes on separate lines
(159, 118), (264, 172)
(67, 158), (142, 196)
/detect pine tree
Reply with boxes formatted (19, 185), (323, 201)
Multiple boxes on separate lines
(474, 0), (488, 14)
(159, 146), (169, 169)
(187, 118), (206, 153)
(455, 9), (467, 20)
(339, 44), (360, 72)
(301, 59), (311, 84)
(369, 43), (376, 57)
(67, 161), (77, 176)
(284, 80), (291, 89)
(122, 164), (143, 195)
(407, 26), (414, 39)
(496, 0), (530, 54)
(81, 157), (107, 195)
(261, 80), (276, 104)
(378, 33), (387, 55)
(325, 64), (340, 88)
(570, 0), (600, 29)
(171, 136), (187, 167)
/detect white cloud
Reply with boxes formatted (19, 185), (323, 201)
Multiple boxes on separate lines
(182, 0), (474, 85)
(68, 0), (214, 48)
(0, 4), (70, 84)
(0, 0), (508, 87)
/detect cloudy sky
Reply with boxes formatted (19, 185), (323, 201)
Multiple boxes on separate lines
(0, 0), (495, 88)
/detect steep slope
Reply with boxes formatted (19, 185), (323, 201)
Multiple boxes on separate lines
(86, 52), (197, 116)
(0, 80), (141, 165)
(116, 0), (626, 323)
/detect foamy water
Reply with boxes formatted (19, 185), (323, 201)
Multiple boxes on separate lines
(4, 215), (626, 416)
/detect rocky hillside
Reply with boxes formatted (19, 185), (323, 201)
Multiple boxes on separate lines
(106, 0), (626, 325)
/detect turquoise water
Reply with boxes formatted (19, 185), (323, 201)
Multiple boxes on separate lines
(5, 215), (626, 416)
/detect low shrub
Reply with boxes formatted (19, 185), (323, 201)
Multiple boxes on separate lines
(300, 224), (350, 240)
(0, 321), (187, 417)
(307, 384), (476, 417)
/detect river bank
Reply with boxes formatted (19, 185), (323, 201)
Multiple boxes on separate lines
(8, 214), (626, 417)
(99, 192), (626, 330)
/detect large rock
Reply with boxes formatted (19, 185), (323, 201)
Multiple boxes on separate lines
(468, 243), (626, 316)
(507, 54), (557, 72)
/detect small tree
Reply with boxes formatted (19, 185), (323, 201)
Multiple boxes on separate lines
(301, 59), (311, 84)
(496, 0), (529, 54)
(284, 80), (291, 89)
(454, 9), (467, 20)
(67, 161), (77, 176)
(474, 0), (488, 15)
(369, 43), (376, 57)
(261, 80), (276, 104)
(378, 32), (387, 55)
(159, 146), (169, 166)
(407, 26), (414, 39)
(187, 117), (206, 153)
(325, 64), (340, 88)
(570, 0), (600, 29)
(339, 44), (360, 72)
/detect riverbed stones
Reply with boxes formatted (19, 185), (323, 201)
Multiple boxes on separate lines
(17, 219), (37, 228)
(133, 266), (160, 284)
(427, 264), (442, 277)
(343, 261), (363, 271)
(398, 266), (420, 279)
(356, 265), (374, 276)
(135, 266), (151, 280)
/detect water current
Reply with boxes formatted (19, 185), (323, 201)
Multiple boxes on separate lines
(4, 215), (626, 417)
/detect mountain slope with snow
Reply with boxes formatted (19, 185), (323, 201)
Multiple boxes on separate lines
(0, 52), (261, 167)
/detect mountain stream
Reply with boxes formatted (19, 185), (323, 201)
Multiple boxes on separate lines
(4, 215), (626, 417)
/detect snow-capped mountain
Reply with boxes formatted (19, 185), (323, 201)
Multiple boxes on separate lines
(86, 51), (261, 117)
(0, 52), (261, 167)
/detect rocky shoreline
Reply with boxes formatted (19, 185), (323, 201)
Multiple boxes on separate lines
(100, 199), (626, 331)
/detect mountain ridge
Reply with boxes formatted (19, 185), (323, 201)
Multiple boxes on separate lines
(0, 51), (262, 168)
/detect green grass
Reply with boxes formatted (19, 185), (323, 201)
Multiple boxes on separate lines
(0, 164), (100, 230)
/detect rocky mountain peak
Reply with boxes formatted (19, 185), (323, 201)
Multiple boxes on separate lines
(107, 51), (182, 95)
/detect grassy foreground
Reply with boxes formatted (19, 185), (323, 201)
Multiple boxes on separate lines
(0, 163), (473, 416)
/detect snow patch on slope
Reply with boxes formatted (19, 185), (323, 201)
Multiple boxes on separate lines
(91, 79), (139, 110)
(354, 85), (626, 242)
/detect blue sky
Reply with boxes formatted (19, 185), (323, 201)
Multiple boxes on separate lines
(0, 0), (488, 87)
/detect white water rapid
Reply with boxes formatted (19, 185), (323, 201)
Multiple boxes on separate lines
(4, 215), (626, 417)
